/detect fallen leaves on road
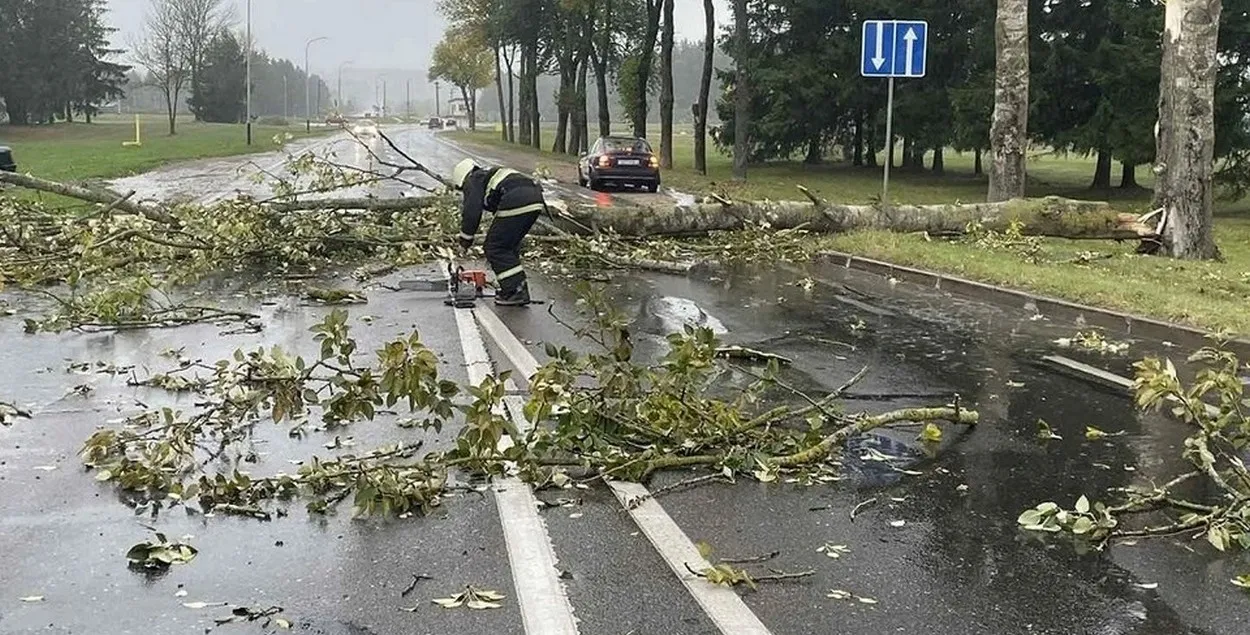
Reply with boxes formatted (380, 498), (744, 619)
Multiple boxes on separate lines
(817, 543), (851, 558)
(432, 586), (506, 610)
(126, 532), (198, 570)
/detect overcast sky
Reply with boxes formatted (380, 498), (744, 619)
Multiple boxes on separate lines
(104, 0), (730, 73)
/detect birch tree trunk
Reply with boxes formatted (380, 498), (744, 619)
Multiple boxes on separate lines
(987, 0), (1029, 202)
(1153, 0), (1222, 260)
(537, 196), (1152, 241)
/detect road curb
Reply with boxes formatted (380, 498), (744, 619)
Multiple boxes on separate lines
(815, 249), (1250, 357)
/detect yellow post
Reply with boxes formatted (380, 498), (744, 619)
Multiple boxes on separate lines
(122, 114), (142, 147)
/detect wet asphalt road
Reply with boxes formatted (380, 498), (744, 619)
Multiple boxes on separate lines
(3, 126), (1249, 634)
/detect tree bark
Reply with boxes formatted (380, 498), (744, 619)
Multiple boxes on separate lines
(987, 0), (1029, 202)
(694, 0), (715, 175)
(541, 196), (1153, 241)
(1090, 147), (1112, 189)
(932, 146), (945, 174)
(634, 0), (664, 139)
(866, 117), (878, 168)
(1153, 0), (1221, 259)
(572, 52), (589, 154)
(593, 0), (613, 138)
(853, 113), (864, 167)
(731, 0), (750, 181)
(518, 48), (532, 146)
(503, 46), (516, 143)
(804, 137), (822, 164)
(494, 46), (507, 142)
(1120, 163), (1139, 189)
(529, 43), (542, 150)
(974, 148), (983, 176)
(900, 138), (913, 169)
(659, 0), (675, 168)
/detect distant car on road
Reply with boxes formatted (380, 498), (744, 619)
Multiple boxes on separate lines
(427, 116), (444, 130)
(352, 121), (379, 138)
(443, 118), (458, 128)
(0, 145), (15, 172)
(325, 114), (347, 126)
(578, 136), (660, 192)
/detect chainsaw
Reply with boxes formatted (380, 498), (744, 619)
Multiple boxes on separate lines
(444, 262), (491, 308)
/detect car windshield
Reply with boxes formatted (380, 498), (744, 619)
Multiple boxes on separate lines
(601, 138), (651, 153)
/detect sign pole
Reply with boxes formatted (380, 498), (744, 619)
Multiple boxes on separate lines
(883, 76), (894, 207)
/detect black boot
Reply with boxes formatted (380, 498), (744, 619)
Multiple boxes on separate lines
(494, 280), (531, 306)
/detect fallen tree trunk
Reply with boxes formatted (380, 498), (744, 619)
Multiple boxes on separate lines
(1, 170), (180, 226)
(543, 195), (1154, 240)
(4, 169), (1151, 241)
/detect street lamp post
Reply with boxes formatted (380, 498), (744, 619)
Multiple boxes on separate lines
(245, 0), (251, 144)
(337, 61), (353, 111)
(305, 36), (328, 132)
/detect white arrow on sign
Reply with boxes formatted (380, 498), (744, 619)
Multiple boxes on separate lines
(872, 23), (886, 70)
(902, 27), (918, 75)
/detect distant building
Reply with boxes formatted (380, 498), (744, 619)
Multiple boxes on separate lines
(448, 96), (470, 117)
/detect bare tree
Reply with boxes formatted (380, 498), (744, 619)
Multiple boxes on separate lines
(987, 0), (1029, 202)
(1152, 0), (1222, 259)
(174, 0), (232, 121)
(134, 0), (188, 135)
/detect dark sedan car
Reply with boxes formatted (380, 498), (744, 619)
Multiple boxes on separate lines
(0, 145), (15, 172)
(577, 136), (660, 192)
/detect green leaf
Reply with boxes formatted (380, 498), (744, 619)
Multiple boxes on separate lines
(1208, 526), (1229, 552)
(1075, 495), (1090, 514)
(1017, 509), (1044, 526)
(918, 423), (942, 443)
(1085, 426), (1108, 440)
(1071, 517), (1094, 535)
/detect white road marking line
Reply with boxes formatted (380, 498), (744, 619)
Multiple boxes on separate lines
(447, 265), (580, 635)
(608, 482), (773, 634)
(473, 305), (541, 381)
(472, 304), (775, 635)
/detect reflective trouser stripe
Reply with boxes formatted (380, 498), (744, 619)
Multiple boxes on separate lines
(458, 232), (474, 241)
(497, 265), (525, 280)
(495, 202), (546, 218)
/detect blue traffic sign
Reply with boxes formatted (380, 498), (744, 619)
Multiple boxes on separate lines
(861, 20), (928, 78)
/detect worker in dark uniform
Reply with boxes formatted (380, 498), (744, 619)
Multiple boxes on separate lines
(451, 158), (545, 306)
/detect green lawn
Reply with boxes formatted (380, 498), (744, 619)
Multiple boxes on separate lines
(1, 114), (332, 182)
(453, 126), (1250, 335)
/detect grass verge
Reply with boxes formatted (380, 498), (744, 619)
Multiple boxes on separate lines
(1, 114), (333, 182)
(821, 226), (1250, 335)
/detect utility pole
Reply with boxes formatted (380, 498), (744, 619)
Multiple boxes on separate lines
(245, 0), (251, 144)
(382, 80), (387, 117)
(337, 60), (352, 111)
(435, 81), (441, 116)
(304, 36), (328, 132)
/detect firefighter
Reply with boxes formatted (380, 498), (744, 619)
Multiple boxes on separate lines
(451, 158), (545, 306)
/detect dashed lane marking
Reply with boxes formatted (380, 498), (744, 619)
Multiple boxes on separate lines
(473, 304), (776, 635)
